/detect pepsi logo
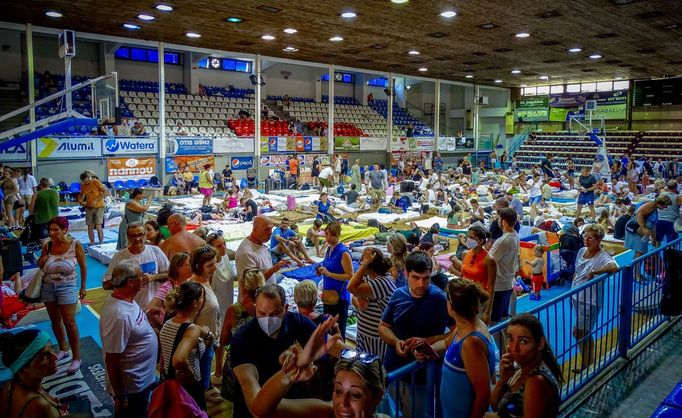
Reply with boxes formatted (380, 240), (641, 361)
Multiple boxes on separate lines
(304, 139), (312, 146)
(232, 158), (239, 167)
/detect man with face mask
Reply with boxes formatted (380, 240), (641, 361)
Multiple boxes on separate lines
(231, 284), (346, 418)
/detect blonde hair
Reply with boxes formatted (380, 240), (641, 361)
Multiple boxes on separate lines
(294, 280), (319, 309)
(387, 233), (407, 270)
(583, 223), (606, 240)
(325, 221), (342, 238)
(533, 245), (545, 256)
(239, 268), (265, 298)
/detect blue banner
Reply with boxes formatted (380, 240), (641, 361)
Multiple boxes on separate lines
(230, 156), (254, 170)
(174, 137), (213, 155)
(165, 157), (178, 173)
(303, 136), (313, 152)
(268, 136), (278, 153)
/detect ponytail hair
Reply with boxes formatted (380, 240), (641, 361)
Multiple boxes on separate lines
(365, 248), (392, 276)
(509, 313), (563, 384)
(446, 278), (489, 320)
(165, 281), (204, 314)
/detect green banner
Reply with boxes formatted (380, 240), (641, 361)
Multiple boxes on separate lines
(515, 108), (549, 122)
(591, 103), (627, 120)
(334, 136), (360, 151)
(549, 107), (571, 122)
(517, 97), (549, 109)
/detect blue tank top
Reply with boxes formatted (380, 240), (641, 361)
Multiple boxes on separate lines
(317, 200), (331, 214)
(440, 331), (497, 418)
(322, 243), (351, 301)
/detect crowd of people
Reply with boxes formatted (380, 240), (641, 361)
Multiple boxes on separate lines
(2, 146), (681, 418)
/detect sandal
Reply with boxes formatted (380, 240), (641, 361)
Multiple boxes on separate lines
(205, 387), (223, 403)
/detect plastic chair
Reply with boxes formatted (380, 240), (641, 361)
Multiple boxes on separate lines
(125, 179), (137, 191)
(137, 178), (149, 188)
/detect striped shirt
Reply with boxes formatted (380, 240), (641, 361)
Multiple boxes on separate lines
(159, 321), (205, 381)
(357, 275), (397, 340)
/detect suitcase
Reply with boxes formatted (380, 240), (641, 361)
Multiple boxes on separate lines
(287, 195), (296, 211)
(1, 238), (23, 280)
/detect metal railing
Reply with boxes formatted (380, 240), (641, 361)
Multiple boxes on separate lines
(384, 237), (682, 417)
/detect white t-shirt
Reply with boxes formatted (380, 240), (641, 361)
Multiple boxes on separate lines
(571, 248), (616, 306)
(488, 232), (520, 291)
(319, 167), (334, 180)
(211, 256), (235, 320)
(195, 281), (221, 336)
(528, 180), (542, 198)
(100, 296), (158, 394)
(17, 175), (38, 196)
(426, 189), (436, 204)
(235, 237), (276, 285)
(103, 246), (170, 310)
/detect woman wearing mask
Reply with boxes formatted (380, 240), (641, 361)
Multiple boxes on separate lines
(491, 313), (562, 418)
(146, 252), (192, 329)
(449, 225), (497, 292)
(219, 268), (265, 400)
(159, 281), (210, 410)
(347, 248), (396, 360)
(189, 245), (222, 403)
(317, 222), (354, 339)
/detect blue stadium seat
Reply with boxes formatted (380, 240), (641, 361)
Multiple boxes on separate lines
(664, 384), (682, 409)
(136, 178), (149, 188)
(125, 179), (137, 190)
(651, 405), (682, 418)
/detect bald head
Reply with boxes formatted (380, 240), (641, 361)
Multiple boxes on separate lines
(167, 213), (187, 235)
(251, 215), (274, 244)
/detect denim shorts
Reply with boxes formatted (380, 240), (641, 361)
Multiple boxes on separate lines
(41, 279), (79, 305)
(529, 195), (542, 206)
(577, 192), (595, 206)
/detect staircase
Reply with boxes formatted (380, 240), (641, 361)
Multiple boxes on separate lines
(0, 89), (26, 133)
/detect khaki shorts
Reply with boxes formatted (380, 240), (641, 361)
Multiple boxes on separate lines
(369, 188), (385, 205)
(85, 207), (105, 226)
(319, 177), (333, 188)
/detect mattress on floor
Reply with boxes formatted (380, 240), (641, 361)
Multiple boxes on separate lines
(356, 211), (420, 224)
(415, 217), (447, 230)
(296, 223), (379, 243)
(208, 222), (254, 241)
(70, 229), (120, 249)
(87, 242), (119, 265)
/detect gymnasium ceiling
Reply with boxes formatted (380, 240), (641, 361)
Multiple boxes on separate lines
(3, 0), (682, 87)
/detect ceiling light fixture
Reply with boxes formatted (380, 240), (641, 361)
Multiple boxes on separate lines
(186, 32), (201, 38)
(494, 79), (503, 83)
(511, 69), (522, 74)
(568, 47), (582, 53)
(45, 11), (63, 18)
(589, 54), (602, 59)
(283, 28), (297, 34)
(123, 23), (141, 30)
(408, 50), (420, 55)
(418, 67), (428, 72)
(515, 32), (530, 38)
(262, 34), (276, 40)
(539, 75), (549, 80)
(138, 14), (155, 21)
(520, 84), (528, 87)
(341, 11), (357, 18)
(226, 17), (243, 23)
(155, 4), (173, 12)
(283, 46), (299, 52)
(329, 36), (344, 42)
(391, 0), (409, 3)
(440, 10), (456, 18)
(465, 74), (474, 78)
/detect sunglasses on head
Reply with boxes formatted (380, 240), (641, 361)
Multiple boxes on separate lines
(340, 349), (380, 365)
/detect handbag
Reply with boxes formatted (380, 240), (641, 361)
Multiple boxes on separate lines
(20, 242), (52, 303)
(625, 216), (640, 234)
(319, 246), (348, 306)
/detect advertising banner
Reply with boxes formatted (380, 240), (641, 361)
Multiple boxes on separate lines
(165, 155), (215, 173)
(591, 103), (627, 120)
(415, 137), (435, 151)
(259, 154), (325, 167)
(303, 136), (313, 152)
(548, 90), (628, 108)
(213, 137), (254, 154)
(173, 137), (213, 155)
(267, 136), (278, 153)
(103, 137), (157, 155)
(549, 107), (572, 122)
(334, 137), (361, 151)
(515, 108), (549, 122)
(37, 136), (102, 159)
(230, 156), (254, 170)
(517, 97), (549, 109)
(0, 143), (28, 161)
(107, 157), (155, 181)
(360, 137), (388, 151)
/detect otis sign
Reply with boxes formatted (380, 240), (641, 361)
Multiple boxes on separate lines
(104, 137), (157, 155)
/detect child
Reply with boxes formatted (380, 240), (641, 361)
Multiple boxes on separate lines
(306, 219), (326, 257)
(526, 246), (545, 301)
(541, 180), (553, 207)
(598, 208), (614, 232)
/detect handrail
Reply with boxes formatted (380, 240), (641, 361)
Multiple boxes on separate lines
(0, 72), (117, 124)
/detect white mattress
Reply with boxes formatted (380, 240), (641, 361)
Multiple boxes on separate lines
(87, 242), (119, 265)
(356, 210), (420, 224)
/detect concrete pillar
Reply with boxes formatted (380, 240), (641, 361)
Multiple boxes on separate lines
(27, 24), (37, 174)
(434, 79), (441, 150)
(327, 64), (334, 155)
(255, 55), (262, 160)
(158, 42), (167, 185)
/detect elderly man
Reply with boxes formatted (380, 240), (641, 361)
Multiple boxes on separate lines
(103, 223), (169, 310)
(100, 260), (158, 418)
(77, 170), (108, 245)
(160, 213), (206, 259)
(235, 215), (289, 284)
(379, 251), (453, 415)
(232, 284), (345, 418)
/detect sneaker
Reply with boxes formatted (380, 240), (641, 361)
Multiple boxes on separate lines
(66, 359), (81, 374)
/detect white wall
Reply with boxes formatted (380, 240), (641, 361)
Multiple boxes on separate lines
(321, 80), (355, 98)
(0, 29), (23, 82)
(32, 35), (100, 76)
(264, 63), (326, 99)
(116, 59), (184, 84)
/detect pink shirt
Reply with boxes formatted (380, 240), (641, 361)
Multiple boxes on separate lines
(227, 196), (238, 209)
(154, 281), (173, 302)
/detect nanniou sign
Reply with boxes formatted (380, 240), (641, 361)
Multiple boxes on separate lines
(107, 157), (155, 181)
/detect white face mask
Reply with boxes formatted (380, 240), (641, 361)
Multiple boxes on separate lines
(258, 316), (283, 336)
(466, 238), (479, 250)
